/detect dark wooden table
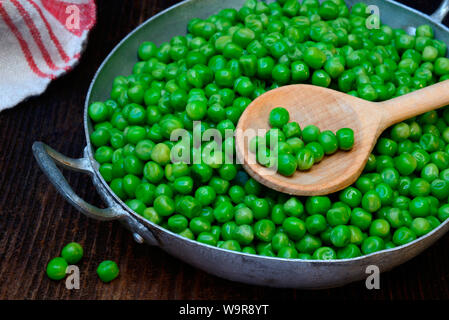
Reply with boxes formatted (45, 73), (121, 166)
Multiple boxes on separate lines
(1, 0), (449, 300)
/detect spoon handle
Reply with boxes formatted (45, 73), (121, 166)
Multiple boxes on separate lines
(379, 79), (449, 129)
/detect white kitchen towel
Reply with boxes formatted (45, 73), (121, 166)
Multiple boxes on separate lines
(0, 0), (96, 111)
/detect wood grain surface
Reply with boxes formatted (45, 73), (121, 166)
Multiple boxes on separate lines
(1, 0), (449, 300)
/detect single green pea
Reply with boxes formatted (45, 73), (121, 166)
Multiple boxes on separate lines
(330, 225), (351, 247)
(410, 217), (433, 236)
(213, 202), (234, 223)
(369, 219), (391, 238)
(326, 206), (350, 226)
(305, 196), (331, 215)
(151, 143), (171, 165)
(197, 232), (217, 246)
(301, 125), (320, 143)
(61, 242), (83, 264)
(282, 217), (306, 241)
(283, 197), (304, 217)
(168, 214), (189, 233)
(361, 236), (385, 255)
(304, 46), (327, 69)
(296, 234), (322, 254)
(269, 107), (290, 128)
(46, 257), (68, 280)
(313, 247), (337, 260)
(154, 195), (175, 217)
(362, 191), (382, 213)
(438, 204), (449, 222)
(291, 61), (310, 82)
(339, 187), (362, 208)
(277, 153), (297, 176)
(277, 246), (298, 259)
(337, 244), (362, 259)
(254, 219), (276, 242)
(89, 102), (109, 123)
(250, 198), (270, 220)
(271, 232), (290, 252)
(97, 260), (120, 283)
(190, 217), (212, 235)
(336, 128), (354, 150)
(318, 130), (338, 155)
(296, 148), (315, 170)
(305, 214), (327, 235)
(234, 206), (254, 225)
(283, 122), (302, 139)
(195, 186), (216, 206)
(392, 227), (416, 246)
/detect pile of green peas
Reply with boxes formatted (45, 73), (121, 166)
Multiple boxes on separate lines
(250, 106), (354, 175)
(89, 0), (449, 260)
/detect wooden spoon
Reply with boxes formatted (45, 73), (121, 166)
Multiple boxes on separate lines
(235, 81), (449, 196)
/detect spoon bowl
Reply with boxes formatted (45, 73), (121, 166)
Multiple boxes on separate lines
(236, 81), (449, 196)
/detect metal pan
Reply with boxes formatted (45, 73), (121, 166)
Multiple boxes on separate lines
(33, 0), (449, 289)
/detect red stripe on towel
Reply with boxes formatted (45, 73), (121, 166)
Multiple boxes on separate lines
(27, 0), (70, 63)
(0, 2), (54, 79)
(11, 0), (59, 71)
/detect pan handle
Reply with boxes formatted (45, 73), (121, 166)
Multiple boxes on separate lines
(431, 0), (449, 23)
(32, 142), (158, 245)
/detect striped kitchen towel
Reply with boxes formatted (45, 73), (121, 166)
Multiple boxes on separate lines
(0, 0), (96, 111)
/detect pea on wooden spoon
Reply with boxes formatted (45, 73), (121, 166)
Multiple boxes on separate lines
(235, 82), (449, 196)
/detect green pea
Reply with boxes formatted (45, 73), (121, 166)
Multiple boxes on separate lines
(305, 214), (327, 235)
(410, 217), (432, 236)
(269, 107), (290, 128)
(277, 246), (298, 259)
(283, 197), (304, 217)
(339, 187), (362, 208)
(392, 227), (416, 245)
(168, 214), (189, 233)
(330, 225), (351, 247)
(369, 219), (390, 238)
(89, 102), (109, 123)
(197, 232), (217, 246)
(296, 148), (315, 170)
(46, 257), (68, 280)
(282, 217), (306, 241)
(176, 196), (201, 219)
(97, 261), (120, 283)
(337, 244), (361, 259)
(91, 128), (111, 147)
(234, 206), (254, 225)
(254, 219), (276, 242)
(336, 128), (354, 150)
(362, 191), (381, 213)
(154, 195), (175, 217)
(301, 125), (320, 143)
(61, 242), (83, 264)
(250, 198), (270, 219)
(291, 61), (310, 82)
(213, 202), (234, 223)
(296, 234), (322, 254)
(304, 46), (327, 69)
(361, 236), (385, 255)
(195, 186), (216, 206)
(318, 130), (338, 155)
(313, 247), (337, 260)
(283, 122), (302, 139)
(277, 153), (297, 176)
